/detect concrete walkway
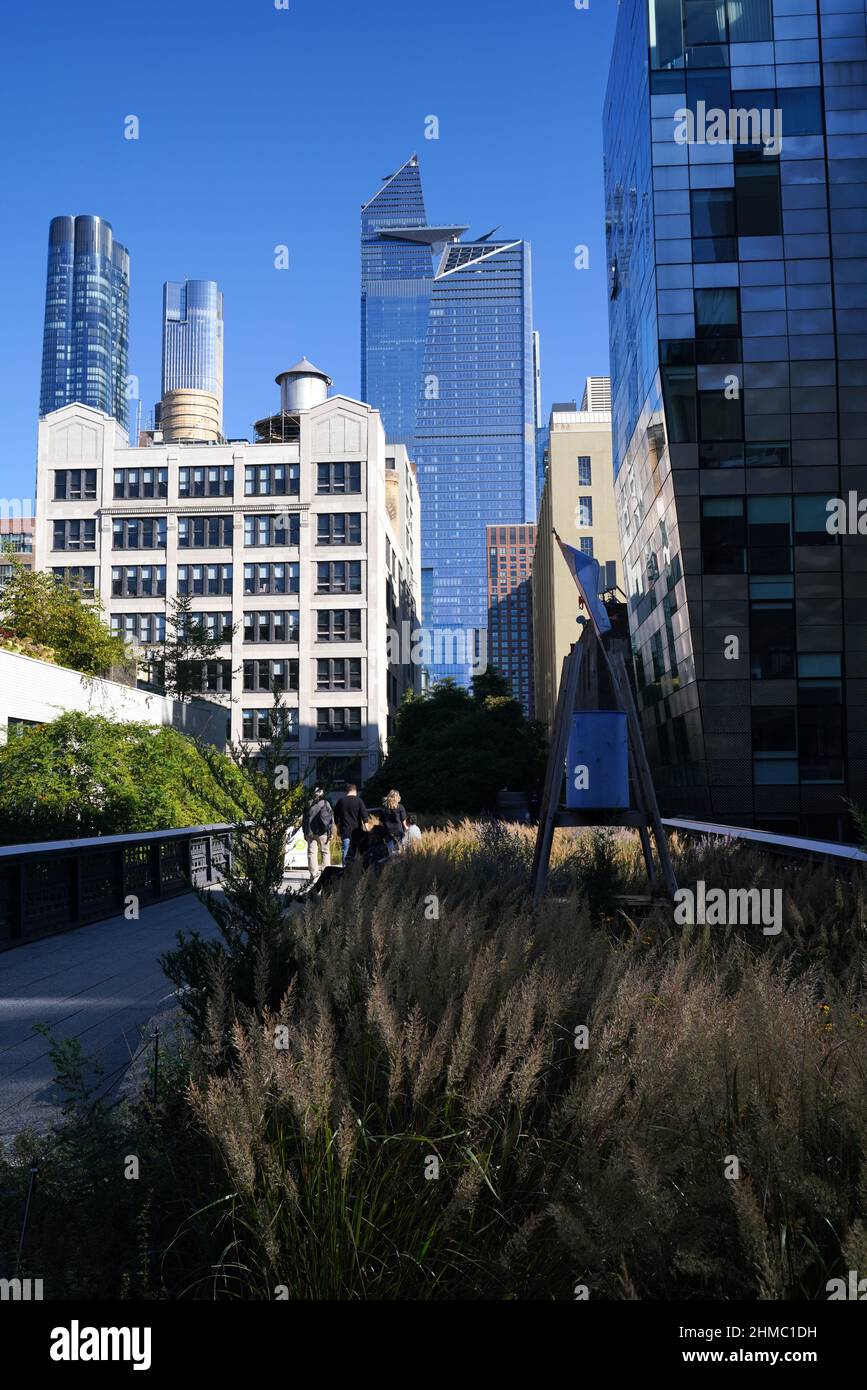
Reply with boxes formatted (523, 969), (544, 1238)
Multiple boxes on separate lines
(0, 894), (220, 1142)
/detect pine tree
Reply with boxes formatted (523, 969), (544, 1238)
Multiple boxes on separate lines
(161, 693), (306, 1045)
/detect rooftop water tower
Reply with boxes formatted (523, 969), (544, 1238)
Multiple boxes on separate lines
(275, 358), (332, 413)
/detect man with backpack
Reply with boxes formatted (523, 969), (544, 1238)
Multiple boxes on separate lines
(302, 785), (334, 882)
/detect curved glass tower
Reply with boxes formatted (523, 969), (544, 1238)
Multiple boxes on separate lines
(161, 279), (224, 410)
(39, 215), (130, 428)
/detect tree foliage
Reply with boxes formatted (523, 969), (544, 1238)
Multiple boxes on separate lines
(0, 561), (129, 677)
(365, 671), (548, 814)
(148, 593), (236, 701)
(0, 711), (248, 844)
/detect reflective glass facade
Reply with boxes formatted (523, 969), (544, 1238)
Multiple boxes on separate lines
(361, 155), (436, 446)
(162, 279), (224, 411)
(40, 215), (130, 429)
(414, 238), (537, 685)
(604, 0), (867, 839)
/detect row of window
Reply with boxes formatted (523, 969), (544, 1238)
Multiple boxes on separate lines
(52, 514), (365, 551)
(55, 462), (363, 502)
(147, 658), (364, 695)
(241, 707), (363, 743)
(110, 609), (365, 646)
(701, 494), (836, 575)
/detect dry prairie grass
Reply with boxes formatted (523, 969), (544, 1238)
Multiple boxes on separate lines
(187, 822), (867, 1299)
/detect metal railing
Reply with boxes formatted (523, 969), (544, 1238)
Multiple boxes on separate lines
(0, 824), (233, 947)
(662, 818), (867, 866)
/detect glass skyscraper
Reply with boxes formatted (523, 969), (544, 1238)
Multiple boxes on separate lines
(604, 0), (867, 840)
(39, 215), (130, 429)
(361, 154), (466, 446)
(161, 279), (224, 413)
(414, 237), (537, 684)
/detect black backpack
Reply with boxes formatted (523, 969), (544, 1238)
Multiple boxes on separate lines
(309, 798), (334, 837)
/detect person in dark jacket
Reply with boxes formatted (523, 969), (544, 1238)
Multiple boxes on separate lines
(334, 783), (369, 863)
(381, 789), (408, 852)
(302, 786), (334, 882)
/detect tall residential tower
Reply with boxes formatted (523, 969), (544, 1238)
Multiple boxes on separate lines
(39, 215), (130, 430)
(158, 279), (224, 442)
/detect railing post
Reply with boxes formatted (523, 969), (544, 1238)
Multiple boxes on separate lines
(151, 841), (163, 898)
(70, 855), (81, 923)
(13, 861), (24, 941)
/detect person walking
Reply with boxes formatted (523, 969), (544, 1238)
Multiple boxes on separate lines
(381, 789), (408, 852)
(302, 785), (334, 882)
(334, 782), (369, 864)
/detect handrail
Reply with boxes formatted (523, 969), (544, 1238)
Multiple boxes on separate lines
(0, 824), (234, 947)
(0, 823), (236, 859)
(662, 817), (867, 865)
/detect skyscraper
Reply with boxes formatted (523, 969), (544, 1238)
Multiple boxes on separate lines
(159, 279), (224, 442)
(487, 523), (536, 716)
(604, 0), (867, 840)
(39, 215), (130, 429)
(360, 155), (466, 447)
(415, 236), (537, 684)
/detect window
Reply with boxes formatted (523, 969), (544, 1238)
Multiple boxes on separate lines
(112, 518), (166, 550)
(113, 468), (167, 499)
(316, 609), (362, 642)
(726, 0), (772, 44)
(54, 469), (97, 501)
(576, 497), (593, 528)
(315, 708), (363, 741)
(54, 519), (97, 551)
(316, 560), (362, 594)
(579, 537), (594, 558)
(243, 610), (299, 643)
(735, 161), (782, 237)
(243, 707), (299, 742)
(748, 496), (791, 574)
(111, 565), (167, 598)
(178, 660), (233, 694)
(701, 498), (745, 574)
(180, 611), (233, 642)
(179, 466), (234, 498)
(752, 707), (798, 784)
(317, 462), (361, 494)
(244, 514), (300, 547)
(799, 658), (843, 783)
(750, 581), (796, 679)
(243, 562), (299, 595)
(316, 658), (362, 691)
(178, 516), (233, 548)
(245, 463), (299, 497)
(661, 366), (698, 443)
(691, 188), (736, 240)
(577, 456), (592, 487)
(243, 659), (298, 693)
(177, 564), (233, 597)
(795, 496), (837, 547)
(317, 513), (362, 546)
(52, 566), (95, 596)
(695, 288), (740, 342)
(111, 612), (166, 646)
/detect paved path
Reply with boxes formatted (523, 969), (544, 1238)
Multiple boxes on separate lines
(0, 894), (220, 1141)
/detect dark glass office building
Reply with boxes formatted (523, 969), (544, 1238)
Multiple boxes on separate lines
(604, 0), (867, 840)
(40, 215), (130, 430)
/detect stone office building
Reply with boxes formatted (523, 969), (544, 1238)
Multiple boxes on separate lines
(34, 359), (421, 788)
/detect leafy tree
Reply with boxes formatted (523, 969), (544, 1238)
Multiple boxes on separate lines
(365, 671), (548, 814)
(147, 593), (236, 701)
(0, 561), (129, 677)
(0, 712), (248, 844)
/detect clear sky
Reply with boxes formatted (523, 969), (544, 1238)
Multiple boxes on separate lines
(1, 0), (617, 507)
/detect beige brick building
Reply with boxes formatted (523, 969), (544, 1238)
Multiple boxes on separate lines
(532, 390), (621, 731)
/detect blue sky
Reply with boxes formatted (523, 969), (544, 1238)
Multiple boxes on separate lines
(1, 0), (617, 505)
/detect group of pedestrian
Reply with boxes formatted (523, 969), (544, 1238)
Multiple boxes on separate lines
(301, 781), (421, 883)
